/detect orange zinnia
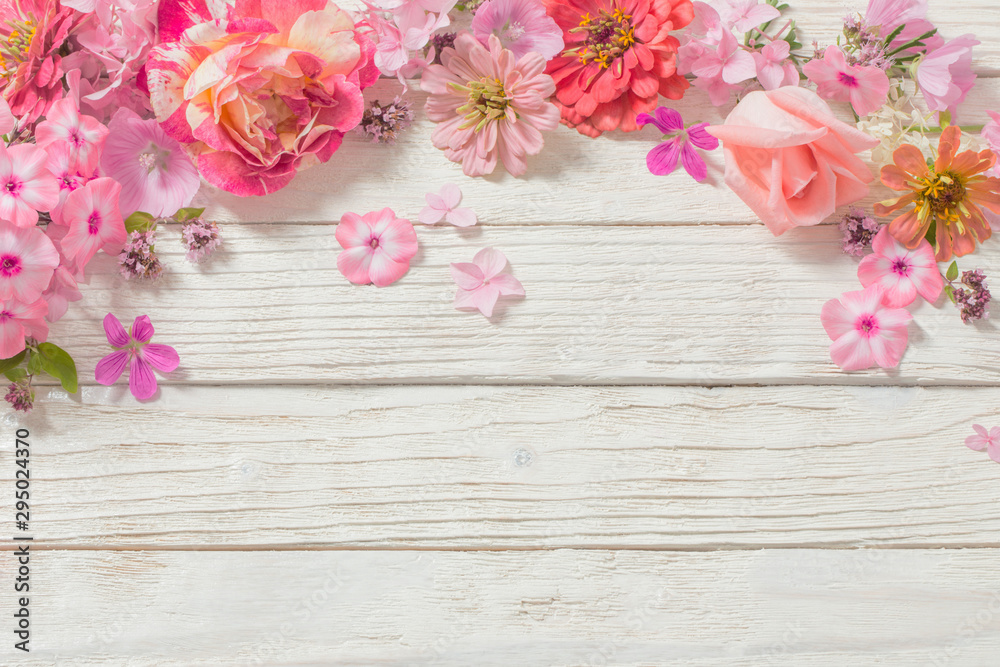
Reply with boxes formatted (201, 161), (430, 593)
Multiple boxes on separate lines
(874, 126), (1000, 261)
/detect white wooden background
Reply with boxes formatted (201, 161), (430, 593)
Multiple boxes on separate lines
(3, 1), (1000, 664)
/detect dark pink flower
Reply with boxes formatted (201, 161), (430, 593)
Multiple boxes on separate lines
(637, 107), (717, 181)
(95, 313), (179, 400)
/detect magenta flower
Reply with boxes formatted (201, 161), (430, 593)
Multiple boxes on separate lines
(471, 0), (564, 60)
(691, 31), (757, 87)
(917, 35), (979, 118)
(0, 222), (59, 304)
(752, 40), (798, 90)
(0, 142), (59, 228)
(53, 177), (127, 273)
(100, 108), (200, 218)
(418, 184), (477, 227)
(721, 0), (780, 33)
(821, 284), (912, 371)
(95, 314), (179, 400)
(637, 107), (719, 182)
(451, 247), (524, 317)
(34, 97), (110, 174)
(803, 46), (890, 117)
(336, 208), (418, 287)
(0, 298), (48, 359)
(857, 227), (943, 308)
(966, 424), (1000, 463)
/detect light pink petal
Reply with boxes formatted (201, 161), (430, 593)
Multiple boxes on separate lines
(445, 207), (477, 227)
(141, 344), (180, 373)
(966, 434), (988, 451)
(988, 443), (1000, 464)
(857, 254), (892, 288)
(473, 247), (508, 280)
(450, 262), (485, 290)
(820, 296), (856, 340)
(367, 252), (410, 287)
(418, 205), (446, 225)
(377, 219), (419, 262)
(829, 329), (875, 371)
(129, 353), (158, 400)
(338, 246), (374, 284)
(488, 273), (524, 296)
(95, 350), (129, 385)
(103, 313), (130, 347)
(911, 264), (944, 303)
(131, 315), (154, 343)
(972, 424), (989, 437)
(874, 307), (912, 330)
(879, 273), (918, 308)
(439, 183), (462, 209)
(0, 317), (25, 359)
(335, 212), (371, 249)
(867, 326), (908, 369)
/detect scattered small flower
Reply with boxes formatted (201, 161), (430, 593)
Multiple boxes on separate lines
(336, 208), (418, 287)
(4, 379), (33, 413)
(953, 269), (991, 323)
(451, 247), (524, 317)
(418, 184), (477, 227)
(182, 218), (222, 263)
(637, 107), (719, 182)
(839, 207), (880, 256)
(118, 230), (163, 281)
(857, 227), (943, 307)
(820, 284), (912, 371)
(94, 313), (179, 400)
(965, 424), (1000, 463)
(357, 98), (414, 145)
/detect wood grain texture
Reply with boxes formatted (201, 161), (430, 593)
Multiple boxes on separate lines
(5, 384), (997, 548)
(43, 222), (1000, 386)
(2, 549), (999, 665)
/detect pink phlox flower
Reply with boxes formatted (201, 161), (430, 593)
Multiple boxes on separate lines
(917, 35), (979, 118)
(471, 0), (565, 60)
(0, 221), (59, 304)
(857, 227), (943, 308)
(802, 45), (890, 116)
(451, 247), (524, 318)
(965, 424), (1000, 463)
(637, 107), (719, 182)
(722, 0), (780, 33)
(821, 284), (912, 371)
(686, 1), (728, 45)
(34, 97), (110, 174)
(0, 297), (48, 358)
(95, 313), (179, 401)
(52, 177), (127, 274)
(691, 30), (757, 87)
(753, 39), (799, 90)
(0, 142), (59, 228)
(42, 265), (81, 323)
(336, 208), (418, 287)
(418, 184), (477, 226)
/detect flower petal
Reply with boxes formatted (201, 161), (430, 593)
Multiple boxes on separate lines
(95, 350), (129, 385)
(103, 313), (130, 347)
(129, 353), (158, 400)
(473, 247), (509, 280)
(131, 315), (155, 343)
(141, 344), (180, 373)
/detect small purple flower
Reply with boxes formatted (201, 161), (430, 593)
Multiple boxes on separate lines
(4, 380), (32, 413)
(118, 230), (163, 281)
(954, 269), (991, 323)
(356, 97), (414, 145)
(839, 207), (880, 256)
(637, 108), (719, 182)
(182, 218), (222, 263)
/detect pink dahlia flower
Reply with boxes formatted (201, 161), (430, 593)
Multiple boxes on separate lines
(0, 221), (59, 303)
(917, 35), (979, 118)
(472, 0), (564, 60)
(34, 96), (110, 175)
(336, 208), (418, 287)
(802, 46), (890, 117)
(857, 227), (943, 308)
(95, 313), (180, 400)
(0, 141), (59, 228)
(820, 284), (912, 371)
(146, 0), (379, 197)
(421, 33), (560, 176)
(0, 297), (48, 358)
(52, 177), (127, 272)
(100, 108), (200, 218)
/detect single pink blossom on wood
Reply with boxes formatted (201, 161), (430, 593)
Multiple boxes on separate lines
(965, 424), (1000, 463)
(95, 313), (179, 400)
(418, 184), (477, 227)
(802, 46), (890, 117)
(451, 247), (524, 317)
(821, 284), (912, 371)
(336, 208), (418, 287)
(857, 227), (943, 307)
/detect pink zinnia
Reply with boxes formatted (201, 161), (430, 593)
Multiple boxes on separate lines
(95, 313), (179, 400)
(100, 108), (200, 218)
(421, 34), (559, 176)
(802, 46), (890, 117)
(336, 208), (418, 287)
(472, 0), (564, 60)
(34, 96), (110, 174)
(451, 247), (524, 317)
(0, 221), (59, 303)
(857, 227), (943, 308)
(53, 177), (127, 272)
(966, 424), (1000, 463)
(917, 35), (979, 118)
(0, 297), (48, 359)
(0, 141), (59, 228)
(821, 284), (912, 371)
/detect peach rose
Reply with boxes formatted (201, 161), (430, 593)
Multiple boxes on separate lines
(706, 87), (879, 236)
(147, 0), (378, 196)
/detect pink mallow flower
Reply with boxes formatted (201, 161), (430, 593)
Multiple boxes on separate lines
(0, 222), (59, 304)
(418, 184), (477, 227)
(451, 247), (524, 317)
(917, 35), (979, 118)
(100, 108), (200, 218)
(336, 208), (418, 287)
(965, 424), (1000, 463)
(637, 107), (719, 182)
(802, 46), (890, 117)
(95, 313), (179, 400)
(0, 298), (48, 359)
(52, 177), (127, 273)
(471, 0), (564, 60)
(0, 142), (59, 228)
(34, 97), (110, 174)
(857, 227), (943, 308)
(821, 284), (912, 371)
(752, 39), (799, 90)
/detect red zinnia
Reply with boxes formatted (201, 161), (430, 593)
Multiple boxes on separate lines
(543, 0), (694, 137)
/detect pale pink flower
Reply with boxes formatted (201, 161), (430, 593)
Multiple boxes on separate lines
(451, 247), (524, 317)
(53, 177), (127, 272)
(0, 221), (59, 303)
(917, 35), (979, 118)
(802, 46), (890, 117)
(965, 424), (1000, 463)
(0, 97), (14, 135)
(821, 284), (912, 371)
(0, 297), (48, 359)
(472, 0), (564, 60)
(100, 108), (200, 218)
(864, 0), (943, 57)
(42, 265), (81, 323)
(691, 31), (757, 87)
(418, 184), (477, 226)
(336, 208), (418, 287)
(752, 39), (798, 90)
(857, 227), (943, 307)
(421, 33), (559, 177)
(0, 142), (59, 228)
(34, 97), (110, 174)
(722, 0), (780, 33)
(44, 142), (89, 213)
(95, 313), (179, 401)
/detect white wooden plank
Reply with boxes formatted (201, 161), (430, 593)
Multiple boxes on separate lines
(3, 549), (999, 665)
(44, 222), (1000, 386)
(6, 384), (999, 548)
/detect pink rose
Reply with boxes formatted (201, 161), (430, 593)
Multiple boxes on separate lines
(706, 87), (879, 236)
(146, 0), (378, 196)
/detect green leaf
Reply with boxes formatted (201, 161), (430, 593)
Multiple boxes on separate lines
(0, 350), (26, 374)
(37, 342), (78, 393)
(938, 110), (952, 128)
(944, 284), (956, 303)
(174, 207), (205, 223)
(882, 23), (906, 48)
(124, 211), (156, 234)
(4, 368), (26, 382)
(26, 351), (42, 376)
(946, 260), (959, 282)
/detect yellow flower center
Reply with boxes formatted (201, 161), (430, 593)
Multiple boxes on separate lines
(912, 170), (969, 231)
(451, 77), (514, 132)
(568, 6), (636, 69)
(1, 17), (37, 81)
